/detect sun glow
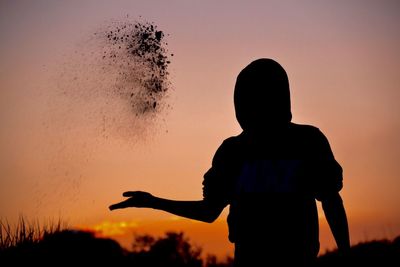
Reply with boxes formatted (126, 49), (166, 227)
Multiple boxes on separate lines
(80, 220), (139, 237)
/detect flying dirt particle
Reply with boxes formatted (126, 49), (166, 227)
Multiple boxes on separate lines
(55, 17), (173, 144)
(95, 19), (173, 116)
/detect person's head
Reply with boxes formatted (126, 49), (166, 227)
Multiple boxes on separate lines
(234, 58), (292, 131)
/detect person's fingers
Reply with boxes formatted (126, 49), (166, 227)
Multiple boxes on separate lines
(110, 191), (152, 211)
(109, 204), (119, 210)
(109, 201), (128, 210)
(123, 191), (138, 197)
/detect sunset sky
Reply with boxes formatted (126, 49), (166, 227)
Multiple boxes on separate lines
(1, 0), (399, 258)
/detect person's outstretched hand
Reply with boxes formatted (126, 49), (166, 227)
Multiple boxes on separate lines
(109, 191), (154, 210)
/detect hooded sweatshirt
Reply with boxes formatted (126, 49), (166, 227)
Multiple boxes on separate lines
(202, 58), (343, 264)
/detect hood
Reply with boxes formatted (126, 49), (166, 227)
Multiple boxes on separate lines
(234, 58), (292, 131)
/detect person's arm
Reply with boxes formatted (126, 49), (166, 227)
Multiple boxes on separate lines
(109, 191), (226, 223)
(321, 192), (350, 252)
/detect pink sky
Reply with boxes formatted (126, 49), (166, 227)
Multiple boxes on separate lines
(1, 0), (399, 258)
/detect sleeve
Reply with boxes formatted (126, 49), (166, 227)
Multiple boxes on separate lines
(312, 129), (343, 201)
(202, 138), (236, 204)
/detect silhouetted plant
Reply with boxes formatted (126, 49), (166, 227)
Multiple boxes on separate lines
(131, 231), (203, 267)
(205, 254), (234, 267)
(38, 230), (127, 265)
(317, 237), (400, 267)
(132, 233), (155, 252)
(0, 216), (63, 251)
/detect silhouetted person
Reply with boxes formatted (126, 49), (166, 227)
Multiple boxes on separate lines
(109, 58), (350, 266)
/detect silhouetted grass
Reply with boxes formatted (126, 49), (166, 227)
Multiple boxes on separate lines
(0, 216), (64, 251)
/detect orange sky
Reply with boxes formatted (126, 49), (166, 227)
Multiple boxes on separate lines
(1, 0), (400, 259)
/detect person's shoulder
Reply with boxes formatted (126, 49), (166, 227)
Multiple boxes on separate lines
(290, 122), (324, 137)
(211, 134), (243, 162)
(290, 123), (334, 155)
(215, 132), (247, 154)
(219, 133), (243, 149)
(289, 122), (331, 147)
(290, 122), (319, 131)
